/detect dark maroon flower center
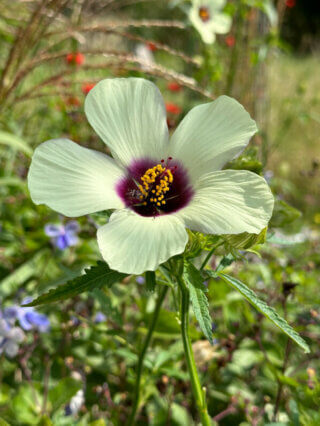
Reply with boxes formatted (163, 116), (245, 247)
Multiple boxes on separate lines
(116, 158), (194, 217)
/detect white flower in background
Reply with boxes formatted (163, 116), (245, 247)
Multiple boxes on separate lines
(0, 318), (25, 358)
(134, 43), (155, 72)
(28, 78), (274, 274)
(189, 0), (232, 44)
(65, 389), (84, 416)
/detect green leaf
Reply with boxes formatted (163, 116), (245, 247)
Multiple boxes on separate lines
(11, 385), (42, 425)
(289, 399), (300, 426)
(24, 262), (127, 307)
(219, 273), (310, 353)
(0, 249), (50, 297)
(183, 261), (213, 344)
(0, 177), (26, 187)
(0, 418), (10, 426)
(227, 153), (263, 174)
(89, 420), (106, 426)
(145, 271), (156, 293)
(37, 415), (53, 426)
(215, 254), (235, 273)
(270, 200), (301, 228)
(48, 377), (82, 413)
(223, 227), (267, 250)
(0, 130), (33, 156)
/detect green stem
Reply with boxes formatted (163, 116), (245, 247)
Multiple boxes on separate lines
(200, 242), (223, 271)
(127, 285), (168, 425)
(177, 277), (211, 426)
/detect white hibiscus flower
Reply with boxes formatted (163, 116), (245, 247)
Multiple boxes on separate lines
(28, 78), (274, 274)
(189, 0), (232, 44)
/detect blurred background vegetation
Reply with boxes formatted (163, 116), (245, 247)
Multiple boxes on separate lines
(0, 0), (319, 425)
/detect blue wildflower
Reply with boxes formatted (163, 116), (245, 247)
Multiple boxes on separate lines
(70, 316), (81, 326)
(136, 276), (145, 285)
(94, 312), (106, 323)
(4, 298), (50, 333)
(45, 220), (80, 250)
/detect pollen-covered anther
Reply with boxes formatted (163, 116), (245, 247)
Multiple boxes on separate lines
(199, 6), (210, 22)
(137, 162), (176, 207)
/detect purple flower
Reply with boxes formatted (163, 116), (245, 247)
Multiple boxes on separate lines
(45, 220), (80, 250)
(70, 316), (81, 327)
(136, 276), (145, 285)
(94, 312), (106, 323)
(4, 298), (50, 333)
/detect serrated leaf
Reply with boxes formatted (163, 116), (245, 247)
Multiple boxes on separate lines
(48, 377), (82, 413)
(215, 254), (235, 273)
(183, 261), (213, 344)
(24, 262), (127, 307)
(219, 273), (310, 353)
(145, 271), (156, 293)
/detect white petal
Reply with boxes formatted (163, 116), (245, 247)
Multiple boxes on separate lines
(5, 341), (19, 358)
(189, 1), (230, 43)
(189, 7), (216, 44)
(84, 78), (169, 167)
(8, 327), (25, 343)
(97, 210), (188, 274)
(169, 96), (258, 182)
(175, 170), (274, 234)
(210, 13), (232, 34)
(28, 139), (124, 217)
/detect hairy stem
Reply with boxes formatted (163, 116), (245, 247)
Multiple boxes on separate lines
(127, 285), (168, 425)
(177, 277), (211, 426)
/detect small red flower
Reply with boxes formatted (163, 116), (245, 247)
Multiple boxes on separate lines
(166, 102), (182, 115)
(66, 53), (74, 64)
(146, 42), (157, 52)
(65, 52), (85, 66)
(75, 52), (85, 65)
(167, 82), (182, 92)
(225, 35), (236, 47)
(285, 0), (296, 7)
(82, 83), (95, 95)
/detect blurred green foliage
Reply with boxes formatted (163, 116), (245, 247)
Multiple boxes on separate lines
(0, 0), (319, 425)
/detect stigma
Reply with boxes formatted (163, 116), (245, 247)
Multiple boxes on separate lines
(137, 161), (174, 207)
(199, 6), (210, 22)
